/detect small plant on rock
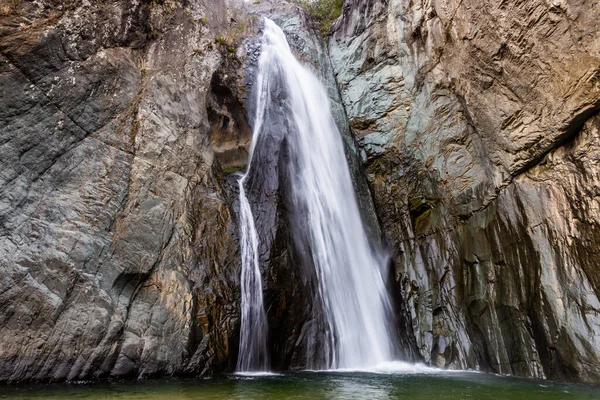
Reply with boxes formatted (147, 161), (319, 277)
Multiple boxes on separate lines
(138, 58), (148, 77)
(292, 0), (344, 35)
(215, 35), (229, 45)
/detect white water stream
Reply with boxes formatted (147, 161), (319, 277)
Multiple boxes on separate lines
(237, 18), (395, 372)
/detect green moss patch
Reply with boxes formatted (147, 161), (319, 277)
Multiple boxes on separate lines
(292, 0), (344, 35)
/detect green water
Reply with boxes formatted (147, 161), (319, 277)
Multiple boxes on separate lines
(2, 370), (599, 399)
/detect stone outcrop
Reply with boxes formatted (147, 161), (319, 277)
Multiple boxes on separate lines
(329, 0), (600, 383)
(0, 0), (257, 381)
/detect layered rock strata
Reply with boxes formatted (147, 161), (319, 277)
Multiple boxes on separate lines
(0, 0), (255, 381)
(329, 0), (600, 383)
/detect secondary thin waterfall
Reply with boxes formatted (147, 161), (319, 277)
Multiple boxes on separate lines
(237, 18), (395, 371)
(235, 52), (271, 372)
(236, 176), (269, 372)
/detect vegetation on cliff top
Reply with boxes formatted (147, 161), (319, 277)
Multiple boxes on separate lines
(293, 0), (344, 35)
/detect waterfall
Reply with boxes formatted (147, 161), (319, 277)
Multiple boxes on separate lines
(236, 175), (269, 372)
(236, 18), (395, 372)
(235, 35), (272, 372)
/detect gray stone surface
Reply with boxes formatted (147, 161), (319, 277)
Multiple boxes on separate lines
(0, 0), (254, 381)
(329, 0), (600, 383)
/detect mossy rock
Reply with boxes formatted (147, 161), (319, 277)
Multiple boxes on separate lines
(222, 165), (243, 174)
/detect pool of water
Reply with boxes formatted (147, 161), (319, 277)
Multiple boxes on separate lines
(2, 363), (599, 399)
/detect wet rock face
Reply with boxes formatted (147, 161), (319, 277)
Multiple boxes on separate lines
(0, 0), (255, 381)
(237, 49), (317, 369)
(330, 0), (600, 383)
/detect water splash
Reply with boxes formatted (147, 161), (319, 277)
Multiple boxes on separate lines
(236, 18), (396, 371)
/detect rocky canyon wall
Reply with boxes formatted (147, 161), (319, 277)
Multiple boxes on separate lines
(1, 0), (600, 385)
(0, 0), (258, 381)
(329, 0), (600, 383)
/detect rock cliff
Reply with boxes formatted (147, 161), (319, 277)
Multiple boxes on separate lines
(329, 0), (600, 383)
(0, 0), (257, 381)
(1, 0), (599, 385)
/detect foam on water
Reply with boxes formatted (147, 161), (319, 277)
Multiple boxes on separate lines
(304, 361), (473, 376)
(233, 371), (283, 378)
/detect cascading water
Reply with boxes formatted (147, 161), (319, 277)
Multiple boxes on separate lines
(235, 47), (271, 372)
(236, 175), (269, 372)
(237, 18), (395, 372)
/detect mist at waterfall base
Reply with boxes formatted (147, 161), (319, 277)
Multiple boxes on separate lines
(236, 18), (396, 373)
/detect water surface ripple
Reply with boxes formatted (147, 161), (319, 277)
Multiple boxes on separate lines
(2, 369), (599, 400)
